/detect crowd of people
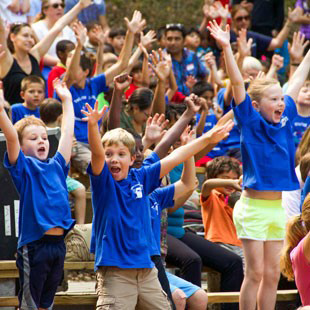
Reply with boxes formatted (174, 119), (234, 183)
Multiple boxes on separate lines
(0, 0), (310, 309)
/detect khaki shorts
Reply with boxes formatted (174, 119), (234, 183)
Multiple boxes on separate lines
(96, 266), (171, 310)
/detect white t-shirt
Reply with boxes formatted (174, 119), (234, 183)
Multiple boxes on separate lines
(0, 0), (28, 24)
(31, 19), (76, 59)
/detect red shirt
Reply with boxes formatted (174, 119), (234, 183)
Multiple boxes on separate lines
(47, 64), (66, 98)
(125, 83), (139, 100)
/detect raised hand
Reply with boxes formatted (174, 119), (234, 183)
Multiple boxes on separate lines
(205, 119), (234, 144)
(81, 101), (108, 126)
(207, 20), (230, 48)
(214, 2), (229, 20)
(144, 113), (169, 146)
(124, 10), (146, 34)
(213, 104), (223, 120)
(72, 21), (87, 47)
(237, 29), (252, 58)
(185, 75), (197, 90)
(271, 54), (284, 70)
(205, 51), (216, 69)
(140, 30), (156, 48)
(0, 81), (5, 113)
(185, 93), (202, 114)
(287, 7), (302, 24)
(149, 49), (171, 82)
(180, 125), (195, 146)
(53, 78), (72, 102)
(92, 24), (105, 45)
(114, 73), (132, 92)
(79, 0), (93, 9)
(289, 32), (309, 64)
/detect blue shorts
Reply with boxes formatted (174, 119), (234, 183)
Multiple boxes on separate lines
(16, 235), (66, 310)
(166, 271), (200, 298)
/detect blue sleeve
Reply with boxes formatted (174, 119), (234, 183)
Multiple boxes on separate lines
(96, 2), (106, 15)
(300, 176), (310, 212)
(87, 162), (110, 189)
(53, 152), (70, 177)
(11, 107), (17, 124)
(136, 161), (161, 194)
(143, 152), (160, 167)
(91, 73), (109, 96)
(64, 0), (75, 13)
(152, 185), (175, 211)
(217, 88), (231, 114)
(284, 95), (298, 121)
(196, 56), (208, 78)
(3, 150), (26, 190)
(232, 93), (257, 127)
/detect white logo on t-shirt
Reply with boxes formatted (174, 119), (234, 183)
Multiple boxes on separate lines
(281, 116), (288, 128)
(131, 184), (143, 199)
(151, 202), (159, 215)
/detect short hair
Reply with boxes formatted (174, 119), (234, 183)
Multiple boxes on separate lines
(56, 39), (75, 58)
(165, 23), (186, 38)
(156, 26), (166, 41)
(206, 156), (241, 179)
(128, 88), (153, 111)
(192, 81), (214, 97)
(247, 77), (279, 103)
(130, 62), (143, 75)
(21, 75), (45, 92)
(14, 115), (46, 144)
(40, 98), (63, 125)
(242, 56), (263, 73)
(186, 27), (201, 38)
(101, 128), (136, 156)
(109, 28), (126, 39)
(86, 21), (100, 32)
(300, 153), (310, 183)
(231, 4), (251, 20)
(80, 52), (96, 77)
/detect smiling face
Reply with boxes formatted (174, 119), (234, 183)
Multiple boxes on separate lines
(165, 30), (184, 56)
(104, 142), (135, 181)
(216, 170), (239, 196)
(10, 26), (35, 53)
(21, 125), (50, 160)
(252, 84), (285, 124)
(185, 32), (201, 50)
(43, 0), (65, 22)
(232, 7), (251, 32)
(297, 81), (310, 106)
(21, 83), (45, 110)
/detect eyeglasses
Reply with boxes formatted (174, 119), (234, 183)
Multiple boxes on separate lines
(50, 3), (65, 9)
(235, 15), (250, 22)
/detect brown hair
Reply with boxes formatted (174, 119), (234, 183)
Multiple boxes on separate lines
(7, 23), (32, 53)
(34, 0), (65, 22)
(21, 75), (45, 92)
(280, 195), (310, 281)
(14, 116), (46, 144)
(295, 127), (310, 166)
(300, 153), (310, 183)
(206, 156), (241, 179)
(231, 4), (251, 20)
(40, 98), (63, 125)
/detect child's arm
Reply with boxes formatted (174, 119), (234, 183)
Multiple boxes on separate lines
(63, 22), (87, 88)
(166, 58), (178, 101)
(105, 11), (146, 85)
(94, 26), (105, 76)
(286, 48), (310, 102)
(208, 21), (245, 105)
(107, 73), (132, 130)
(196, 99), (209, 137)
(0, 17), (14, 78)
(54, 79), (74, 165)
(81, 102), (108, 175)
(31, 0), (92, 62)
(0, 81), (20, 164)
(201, 178), (241, 198)
(205, 51), (223, 88)
(266, 54), (283, 80)
(160, 120), (234, 178)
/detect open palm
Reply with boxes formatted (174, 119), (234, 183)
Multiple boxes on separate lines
(207, 20), (230, 48)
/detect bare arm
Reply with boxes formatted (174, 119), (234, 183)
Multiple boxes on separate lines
(31, 0), (92, 62)
(20, 0), (30, 14)
(201, 178), (241, 198)
(166, 66), (178, 101)
(0, 82), (20, 164)
(81, 102), (108, 175)
(208, 21), (245, 105)
(266, 54), (283, 80)
(205, 52), (223, 88)
(0, 17), (14, 78)
(303, 231), (310, 262)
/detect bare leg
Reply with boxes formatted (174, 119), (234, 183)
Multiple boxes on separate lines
(187, 289), (208, 310)
(71, 186), (86, 224)
(257, 241), (283, 310)
(239, 239), (264, 310)
(172, 288), (186, 310)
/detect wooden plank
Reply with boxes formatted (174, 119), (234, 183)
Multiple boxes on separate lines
(0, 270), (19, 279)
(0, 261), (16, 270)
(196, 167), (206, 174)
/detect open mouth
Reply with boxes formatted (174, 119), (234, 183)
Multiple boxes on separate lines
(38, 146), (45, 154)
(274, 110), (282, 117)
(110, 167), (121, 174)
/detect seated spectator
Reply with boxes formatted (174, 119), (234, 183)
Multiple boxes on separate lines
(11, 76), (45, 124)
(125, 62), (143, 99)
(106, 27), (126, 56)
(0, 0), (30, 24)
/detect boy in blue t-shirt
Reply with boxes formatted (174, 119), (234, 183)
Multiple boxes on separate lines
(11, 75), (45, 124)
(292, 80), (310, 147)
(62, 11), (146, 175)
(83, 94), (233, 308)
(0, 79), (75, 310)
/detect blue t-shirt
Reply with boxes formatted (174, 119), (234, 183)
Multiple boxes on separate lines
(4, 151), (74, 248)
(59, 74), (108, 144)
(232, 93), (299, 191)
(11, 104), (40, 124)
(292, 114), (310, 147)
(300, 175), (310, 212)
(195, 112), (224, 158)
(88, 160), (161, 269)
(149, 185), (175, 256)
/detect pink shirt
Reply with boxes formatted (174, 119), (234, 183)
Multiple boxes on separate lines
(291, 236), (310, 305)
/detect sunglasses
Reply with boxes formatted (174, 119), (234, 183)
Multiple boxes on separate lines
(49, 3), (65, 9)
(166, 23), (185, 31)
(235, 15), (250, 22)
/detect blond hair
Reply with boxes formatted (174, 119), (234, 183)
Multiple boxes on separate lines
(280, 194), (310, 280)
(101, 128), (136, 156)
(14, 116), (46, 144)
(242, 56), (262, 73)
(247, 77), (279, 103)
(21, 75), (45, 92)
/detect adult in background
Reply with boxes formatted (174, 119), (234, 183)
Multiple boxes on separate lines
(165, 24), (208, 96)
(0, 0), (92, 105)
(65, 0), (109, 32)
(32, 0), (76, 68)
(0, 0), (30, 24)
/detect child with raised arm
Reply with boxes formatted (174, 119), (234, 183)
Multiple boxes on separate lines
(83, 96), (232, 309)
(0, 79), (75, 310)
(208, 20), (310, 310)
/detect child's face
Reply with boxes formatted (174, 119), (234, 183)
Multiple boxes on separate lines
(132, 70), (143, 84)
(216, 170), (239, 196)
(253, 84), (285, 124)
(21, 83), (45, 109)
(201, 90), (214, 109)
(111, 35), (125, 53)
(185, 32), (201, 50)
(133, 106), (151, 125)
(21, 125), (50, 160)
(131, 138), (144, 169)
(297, 81), (310, 106)
(104, 142), (135, 181)
(88, 28), (100, 46)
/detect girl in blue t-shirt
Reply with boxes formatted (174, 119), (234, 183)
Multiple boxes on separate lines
(208, 20), (310, 310)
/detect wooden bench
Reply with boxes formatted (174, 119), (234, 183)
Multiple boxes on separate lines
(0, 260), (299, 306)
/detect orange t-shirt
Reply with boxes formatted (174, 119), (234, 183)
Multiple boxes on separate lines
(201, 189), (241, 247)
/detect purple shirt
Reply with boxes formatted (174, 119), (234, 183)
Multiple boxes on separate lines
(295, 0), (310, 39)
